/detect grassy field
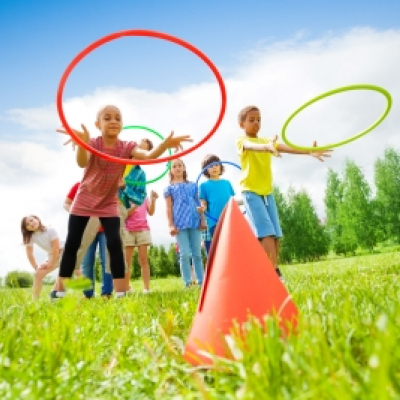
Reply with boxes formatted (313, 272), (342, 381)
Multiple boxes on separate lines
(0, 252), (399, 400)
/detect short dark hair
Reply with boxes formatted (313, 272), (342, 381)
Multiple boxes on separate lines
(238, 105), (260, 123)
(143, 138), (153, 151)
(201, 154), (224, 178)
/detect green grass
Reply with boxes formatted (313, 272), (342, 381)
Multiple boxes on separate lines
(1, 252), (399, 399)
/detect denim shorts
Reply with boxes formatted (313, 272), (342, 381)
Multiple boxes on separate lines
(242, 191), (283, 239)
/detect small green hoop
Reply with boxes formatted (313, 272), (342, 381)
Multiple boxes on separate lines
(281, 84), (392, 151)
(122, 125), (172, 185)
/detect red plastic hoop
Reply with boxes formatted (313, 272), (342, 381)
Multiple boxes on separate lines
(56, 30), (227, 165)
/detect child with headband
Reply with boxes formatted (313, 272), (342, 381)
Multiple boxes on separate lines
(199, 154), (242, 255)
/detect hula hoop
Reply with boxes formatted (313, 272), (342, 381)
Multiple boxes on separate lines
(196, 161), (245, 223)
(122, 125), (171, 185)
(281, 84), (392, 151)
(64, 277), (93, 290)
(56, 29), (227, 165)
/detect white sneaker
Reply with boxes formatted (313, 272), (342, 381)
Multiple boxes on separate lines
(142, 289), (150, 294)
(127, 287), (134, 294)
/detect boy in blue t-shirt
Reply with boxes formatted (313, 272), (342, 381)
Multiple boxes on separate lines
(199, 154), (242, 254)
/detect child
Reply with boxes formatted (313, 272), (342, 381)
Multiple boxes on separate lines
(164, 159), (206, 287)
(21, 215), (65, 300)
(64, 182), (113, 299)
(199, 154), (242, 254)
(236, 105), (332, 281)
(118, 137), (154, 292)
(123, 190), (158, 293)
(56, 104), (191, 297)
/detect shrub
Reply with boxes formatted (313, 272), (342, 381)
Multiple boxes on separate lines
(5, 271), (34, 288)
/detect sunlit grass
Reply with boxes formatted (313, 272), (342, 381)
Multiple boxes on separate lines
(0, 252), (399, 399)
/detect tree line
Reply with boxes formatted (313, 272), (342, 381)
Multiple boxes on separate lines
(278, 146), (400, 263)
(120, 146), (400, 276)
(4, 147), (398, 287)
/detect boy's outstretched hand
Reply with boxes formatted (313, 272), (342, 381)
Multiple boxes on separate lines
(265, 135), (282, 157)
(309, 140), (333, 162)
(163, 131), (193, 153)
(57, 124), (90, 150)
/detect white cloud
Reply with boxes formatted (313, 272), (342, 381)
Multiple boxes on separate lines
(1, 27), (400, 277)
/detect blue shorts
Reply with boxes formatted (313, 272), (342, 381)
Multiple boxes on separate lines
(242, 191), (283, 239)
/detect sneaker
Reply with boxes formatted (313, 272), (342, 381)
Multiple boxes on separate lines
(142, 289), (150, 294)
(49, 290), (58, 299)
(127, 287), (134, 294)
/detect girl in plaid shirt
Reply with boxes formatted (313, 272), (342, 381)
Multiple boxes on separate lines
(164, 159), (206, 287)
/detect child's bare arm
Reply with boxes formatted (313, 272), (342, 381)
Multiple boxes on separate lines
(236, 199), (244, 206)
(131, 131), (193, 159)
(147, 191), (158, 216)
(165, 196), (178, 236)
(200, 199), (208, 211)
(25, 246), (38, 270)
(46, 238), (60, 269)
(277, 141), (332, 161)
(56, 125), (91, 167)
(63, 198), (72, 212)
(243, 136), (281, 157)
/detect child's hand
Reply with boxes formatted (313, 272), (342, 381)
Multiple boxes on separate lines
(57, 124), (90, 149)
(309, 140), (333, 162)
(196, 206), (205, 214)
(150, 190), (159, 200)
(264, 135), (281, 157)
(127, 205), (138, 216)
(169, 225), (178, 236)
(163, 131), (193, 153)
(200, 223), (207, 231)
(39, 261), (52, 270)
(118, 178), (125, 188)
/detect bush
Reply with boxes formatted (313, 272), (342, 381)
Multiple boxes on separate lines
(5, 271), (34, 288)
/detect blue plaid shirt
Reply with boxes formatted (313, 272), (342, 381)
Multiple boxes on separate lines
(164, 182), (201, 230)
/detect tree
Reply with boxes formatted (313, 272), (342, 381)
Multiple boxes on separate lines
(274, 186), (293, 264)
(374, 147), (400, 243)
(5, 271), (33, 288)
(324, 168), (347, 255)
(167, 243), (180, 276)
(339, 160), (377, 252)
(287, 188), (329, 262)
(130, 249), (141, 279)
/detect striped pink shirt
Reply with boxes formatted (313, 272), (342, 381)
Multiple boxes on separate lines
(71, 137), (137, 217)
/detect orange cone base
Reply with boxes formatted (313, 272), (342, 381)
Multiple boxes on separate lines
(183, 199), (298, 366)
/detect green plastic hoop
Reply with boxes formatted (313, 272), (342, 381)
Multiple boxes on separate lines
(281, 84), (392, 151)
(122, 125), (172, 185)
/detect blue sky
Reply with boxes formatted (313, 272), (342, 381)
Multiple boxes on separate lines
(1, 0), (400, 276)
(1, 0), (399, 112)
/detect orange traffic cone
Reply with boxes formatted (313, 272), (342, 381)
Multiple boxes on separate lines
(183, 198), (298, 366)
